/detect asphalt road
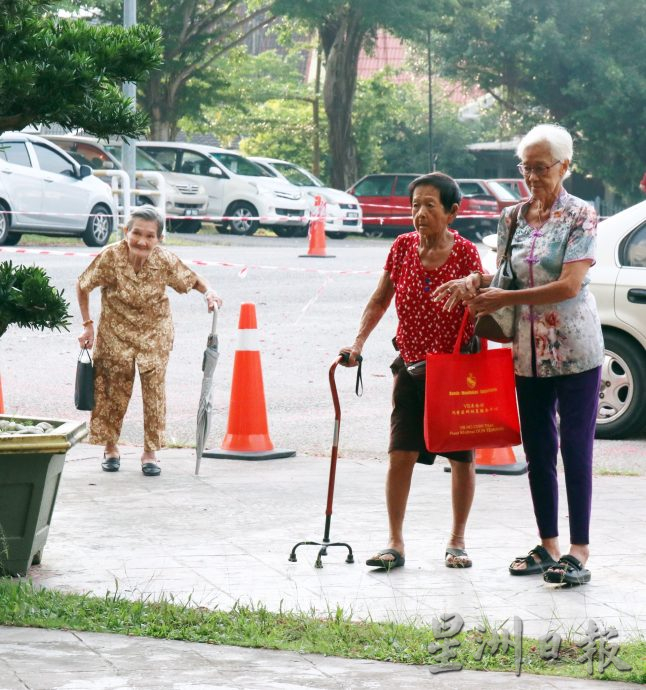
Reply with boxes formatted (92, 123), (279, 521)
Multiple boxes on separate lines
(1, 231), (643, 474)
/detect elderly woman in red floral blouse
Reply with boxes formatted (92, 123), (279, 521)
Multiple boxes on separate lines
(340, 172), (483, 570)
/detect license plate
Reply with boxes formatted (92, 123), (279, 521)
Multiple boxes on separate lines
(346, 212), (359, 219)
(184, 209), (199, 216)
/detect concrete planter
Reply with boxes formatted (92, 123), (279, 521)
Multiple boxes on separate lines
(0, 415), (87, 576)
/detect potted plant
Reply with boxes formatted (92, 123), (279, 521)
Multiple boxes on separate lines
(0, 260), (87, 576)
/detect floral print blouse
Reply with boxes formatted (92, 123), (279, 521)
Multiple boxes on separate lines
(78, 240), (198, 368)
(497, 189), (604, 378)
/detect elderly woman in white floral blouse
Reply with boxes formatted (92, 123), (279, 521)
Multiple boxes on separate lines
(436, 124), (603, 587)
(76, 206), (222, 477)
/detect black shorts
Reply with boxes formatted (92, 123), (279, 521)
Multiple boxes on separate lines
(389, 356), (474, 465)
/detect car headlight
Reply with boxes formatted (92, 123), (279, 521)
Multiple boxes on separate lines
(275, 190), (301, 201)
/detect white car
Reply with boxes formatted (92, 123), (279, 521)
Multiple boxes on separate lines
(250, 156), (363, 239)
(43, 135), (209, 234)
(140, 142), (308, 236)
(481, 200), (646, 439)
(0, 132), (116, 246)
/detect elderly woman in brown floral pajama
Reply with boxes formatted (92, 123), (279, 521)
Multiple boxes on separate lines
(76, 206), (222, 477)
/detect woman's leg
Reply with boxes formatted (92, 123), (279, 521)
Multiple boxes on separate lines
(556, 367), (601, 564)
(139, 355), (169, 460)
(372, 449), (418, 562)
(446, 459), (475, 561)
(90, 357), (135, 456)
(511, 375), (561, 570)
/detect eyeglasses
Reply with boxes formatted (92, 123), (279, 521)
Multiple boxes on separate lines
(517, 161), (561, 177)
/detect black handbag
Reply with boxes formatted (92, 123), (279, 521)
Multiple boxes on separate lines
(474, 203), (523, 343)
(74, 347), (95, 411)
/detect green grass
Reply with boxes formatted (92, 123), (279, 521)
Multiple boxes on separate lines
(595, 468), (642, 477)
(0, 580), (643, 683)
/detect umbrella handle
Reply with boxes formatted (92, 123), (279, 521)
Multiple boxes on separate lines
(210, 305), (219, 336)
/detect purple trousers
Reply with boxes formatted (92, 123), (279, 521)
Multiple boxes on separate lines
(515, 367), (601, 545)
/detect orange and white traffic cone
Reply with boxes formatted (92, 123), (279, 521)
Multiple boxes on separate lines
(203, 303), (295, 461)
(299, 195), (334, 258)
(474, 446), (528, 475)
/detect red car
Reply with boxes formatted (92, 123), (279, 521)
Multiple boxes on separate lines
(348, 173), (499, 240)
(456, 178), (522, 213)
(491, 178), (531, 201)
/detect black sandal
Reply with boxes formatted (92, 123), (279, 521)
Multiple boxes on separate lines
(101, 455), (120, 472)
(509, 545), (557, 576)
(544, 555), (591, 585)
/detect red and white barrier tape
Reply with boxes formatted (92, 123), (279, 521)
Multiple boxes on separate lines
(0, 246), (381, 277)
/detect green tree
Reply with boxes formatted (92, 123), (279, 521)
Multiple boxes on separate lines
(81, 0), (277, 140)
(0, 0), (162, 137)
(438, 0), (646, 202)
(270, 0), (451, 189)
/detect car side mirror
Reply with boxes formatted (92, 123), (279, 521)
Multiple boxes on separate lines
(78, 164), (93, 179)
(208, 165), (224, 177)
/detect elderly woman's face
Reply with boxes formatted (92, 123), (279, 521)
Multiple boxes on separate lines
(411, 184), (457, 237)
(126, 218), (160, 260)
(520, 142), (568, 200)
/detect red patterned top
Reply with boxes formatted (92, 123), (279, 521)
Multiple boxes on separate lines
(385, 231), (483, 363)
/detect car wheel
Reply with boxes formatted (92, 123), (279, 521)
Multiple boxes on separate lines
(0, 203), (16, 245)
(364, 228), (385, 239)
(273, 226), (297, 238)
(326, 231), (348, 240)
(227, 202), (258, 236)
(82, 205), (113, 247)
(168, 219), (201, 234)
(595, 330), (646, 439)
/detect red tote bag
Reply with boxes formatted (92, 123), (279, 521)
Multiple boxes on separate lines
(424, 311), (521, 453)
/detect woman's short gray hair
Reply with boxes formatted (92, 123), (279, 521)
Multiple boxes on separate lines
(127, 205), (164, 238)
(516, 124), (573, 179)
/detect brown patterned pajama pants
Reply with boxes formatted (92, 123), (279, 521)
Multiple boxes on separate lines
(89, 355), (169, 451)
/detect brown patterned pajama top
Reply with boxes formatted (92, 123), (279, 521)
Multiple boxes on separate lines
(78, 239), (198, 451)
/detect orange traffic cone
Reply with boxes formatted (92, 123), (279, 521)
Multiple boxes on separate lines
(299, 195), (334, 258)
(474, 446), (527, 475)
(203, 303), (295, 461)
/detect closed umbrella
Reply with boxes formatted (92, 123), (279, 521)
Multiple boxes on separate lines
(195, 307), (219, 475)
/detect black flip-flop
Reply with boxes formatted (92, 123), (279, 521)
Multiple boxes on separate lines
(141, 462), (161, 477)
(509, 545), (557, 576)
(101, 456), (120, 472)
(544, 554), (591, 585)
(366, 548), (405, 570)
(445, 547), (472, 568)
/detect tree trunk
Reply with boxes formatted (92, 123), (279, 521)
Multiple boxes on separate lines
(142, 73), (175, 141)
(320, 10), (366, 190)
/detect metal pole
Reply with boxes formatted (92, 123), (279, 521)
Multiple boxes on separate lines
(122, 0), (137, 228)
(427, 28), (434, 172)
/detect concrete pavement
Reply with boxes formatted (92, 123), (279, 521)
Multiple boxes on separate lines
(1, 443), (643, 688)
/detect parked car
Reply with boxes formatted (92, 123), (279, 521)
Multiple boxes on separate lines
(44, 135), (209, 233)
(140, 142), (308, 236)
(481, 200), (646, 439)
(0, 132), (116, 246)
(250, 156), (363, 239)
(456, 178), (520, 213)
(347, 173), (499, 240)
(491, 178), (531, 200)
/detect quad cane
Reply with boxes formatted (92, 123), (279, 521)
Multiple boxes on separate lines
(288, 352), (362, 568)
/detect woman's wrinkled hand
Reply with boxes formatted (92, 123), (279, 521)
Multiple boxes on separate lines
(338, 345), (361, 367)
(465, 287), (509, 317)
(78, 325), (94, 349)
(431, 274), (481, 311)
(204, 289), (222, 312)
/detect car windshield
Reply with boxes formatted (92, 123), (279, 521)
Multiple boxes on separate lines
(485, 180), (518, 201)
(104, 144), (167, 172)
(271, 162), (323, 187)
(208, 151), (271, 177)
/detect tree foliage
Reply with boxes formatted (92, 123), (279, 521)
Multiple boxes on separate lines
(438, 0), (646, 202)
(0, 0), (162, 137)
(81, 0), (277, 140)
(270, 0), (450, 189)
